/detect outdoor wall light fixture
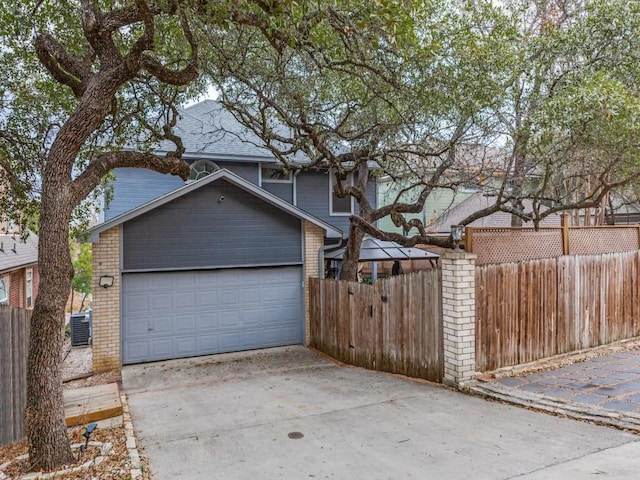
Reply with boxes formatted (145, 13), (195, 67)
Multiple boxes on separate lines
(99, 275), (115, 289)
(451, 224), (464, 252)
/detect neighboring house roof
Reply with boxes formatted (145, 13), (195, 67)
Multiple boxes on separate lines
(0, 231), (38, 274)
(157, 100), (282, 163)
(429, 193), (563, 232)
(88, 168), (342, 241)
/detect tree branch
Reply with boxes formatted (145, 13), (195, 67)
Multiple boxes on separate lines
(71, 151), (189, 205)
(35, 34), (87, 97)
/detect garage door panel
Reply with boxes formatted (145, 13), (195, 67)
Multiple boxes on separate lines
(150, 293), (172, 311)
(198, 335), (219, 351)
(175, 337), (196, 356)
(149, 338), (172, 358)
(126, 294), (149, 313)
(148, 315), (171, 335)
(175, 313), (196, 332)
(175, 291), (196, 309)
(197, 312), (218, 329)
(125, 341), (148, 363)
(122, 267), (303, 364)
(125, 316), (148, 336)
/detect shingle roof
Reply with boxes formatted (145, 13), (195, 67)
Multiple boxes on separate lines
(428, 193), (562, 232)
(0, 231), (38, 274)
(156, 100), (277, 162)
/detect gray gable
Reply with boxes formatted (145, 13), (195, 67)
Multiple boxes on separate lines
(0, 232), (38, 274)
(89, 169), (342, 241)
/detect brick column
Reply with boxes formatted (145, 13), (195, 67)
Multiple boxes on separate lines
(441, 252), (477, 388)
(303, 221), (324, 345)
(92, 226), (121, 372)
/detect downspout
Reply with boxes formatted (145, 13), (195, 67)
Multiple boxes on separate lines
(320, 237), (343, 279)
(293, 170), (300, 206)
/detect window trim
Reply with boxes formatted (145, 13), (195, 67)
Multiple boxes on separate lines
(329, 171), (354, 216)
(188, 159), (220, 182)
(0, 276), (7, 304)
(26, 268), (33, 308)
(260, 165), (293, 184)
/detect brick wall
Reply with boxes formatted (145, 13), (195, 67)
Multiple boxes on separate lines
(9, 270), (23, 308)
(92, 226), (121, 372)
(441, 252), (477, 388)
(303, 222), (325, 345)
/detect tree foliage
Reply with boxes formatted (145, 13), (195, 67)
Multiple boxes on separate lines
(488, 0), (640, 227)
(71, 242), (92, 311)
(1, 0), (204, 470)
(199, 0), (515, 278)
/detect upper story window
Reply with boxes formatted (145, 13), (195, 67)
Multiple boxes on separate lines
(0, 276), (7, 305)
(330, 172), (354, 216)
(26, 269), (33, 308)
(261, 165), (292, 184)
(189, 160), (219, 181)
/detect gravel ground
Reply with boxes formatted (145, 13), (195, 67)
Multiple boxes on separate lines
(61, 338), (93, 382)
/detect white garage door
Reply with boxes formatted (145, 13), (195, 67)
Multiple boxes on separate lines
(122, 266), (303, 364)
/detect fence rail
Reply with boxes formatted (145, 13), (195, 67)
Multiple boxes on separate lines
(0, 305), (31, 445)
(310, 270), (443, 382)
(475, 251), (640, 371)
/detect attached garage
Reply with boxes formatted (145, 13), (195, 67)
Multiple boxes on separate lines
(121, 267), (303, 364)
(89, 169), (340, 370)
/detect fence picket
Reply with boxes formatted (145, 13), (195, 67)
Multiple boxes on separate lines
(309, 271), (443, 382)
(475, 251), (640, 371)
(0, 305), (31, 445)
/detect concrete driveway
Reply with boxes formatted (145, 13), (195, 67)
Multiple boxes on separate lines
(123, 346), (640, 479)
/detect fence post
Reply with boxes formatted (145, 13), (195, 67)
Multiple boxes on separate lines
(441, 252), (477, 388)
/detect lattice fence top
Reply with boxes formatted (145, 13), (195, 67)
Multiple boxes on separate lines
(467, 225), (640, 265)
(569, 228), (639, 255)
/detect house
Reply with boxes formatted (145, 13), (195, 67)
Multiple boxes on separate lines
(375, 144), (507, 235)
(0, 229), (39, 309)
(428, 193), (563, 231)
(89, 100), (377, 370)
(103, 100), (377, 235)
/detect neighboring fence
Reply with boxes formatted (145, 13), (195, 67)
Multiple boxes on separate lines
(309, 270), (443, 382)
(0, 305), (31, 445)
(466, 221), (640, 265)
(475, 251), (640, 372)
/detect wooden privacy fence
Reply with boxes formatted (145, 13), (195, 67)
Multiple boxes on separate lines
(309, 270), (443, 382)
(0, 305), (31, 445)
(476, 251), (640, 372)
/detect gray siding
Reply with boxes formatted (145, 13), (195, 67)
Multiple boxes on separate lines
(106, 168), (184, 220)
(106, 163), (259, 220)
(123, 179), (302, 271)
(262, 182), (293, 203)
(295, 170), (377, 237)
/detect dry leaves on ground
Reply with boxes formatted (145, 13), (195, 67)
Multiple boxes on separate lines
(0, 423), (151, 479)
(1, 343), (151, 479)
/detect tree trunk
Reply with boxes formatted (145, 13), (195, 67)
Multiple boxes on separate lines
(79, 293), (88, 312)
(25, 187), (74, 470)
(69, 289), (74, 314)
(339, 220), (366, 281)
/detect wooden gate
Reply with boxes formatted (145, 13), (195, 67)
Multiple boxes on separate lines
(309, 270), (443, 382)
